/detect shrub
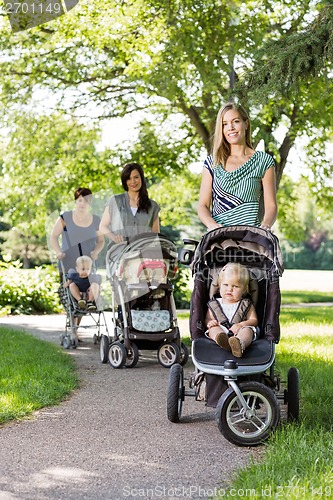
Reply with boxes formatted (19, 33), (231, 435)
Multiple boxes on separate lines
(173, 265), (192, 309)
(0, 260), (62, 315)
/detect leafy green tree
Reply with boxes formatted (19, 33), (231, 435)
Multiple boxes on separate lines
(0, 111), (114, 233)
(277, 175), (333, 268)
(0, 0), (330, 185)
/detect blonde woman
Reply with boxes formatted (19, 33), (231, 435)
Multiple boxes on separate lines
(198, 102), (277, 231)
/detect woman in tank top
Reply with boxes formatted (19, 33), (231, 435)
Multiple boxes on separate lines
(50, 187), (105, 275)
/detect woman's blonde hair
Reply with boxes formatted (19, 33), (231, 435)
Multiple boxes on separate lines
(212, 102), (253, 167)
(217, 263), (250, 293)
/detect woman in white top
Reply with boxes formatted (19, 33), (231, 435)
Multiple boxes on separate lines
(99, 163), (160, 244)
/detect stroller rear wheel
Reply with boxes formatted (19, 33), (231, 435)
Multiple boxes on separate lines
(125, 342), (139, 368)
(286, 367), (300, 422)
(157, 342), (180, 368)
(100, 334), (109, 364)
(216, 381), (280, 446)
(167, 363), (184, 422)
(108, 341), (127, 369)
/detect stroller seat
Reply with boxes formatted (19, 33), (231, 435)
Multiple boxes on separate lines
(192, 337), (275, 375)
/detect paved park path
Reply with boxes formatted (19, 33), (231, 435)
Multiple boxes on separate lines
(0, 314), (259, 500)
(2, 269), (331, 499)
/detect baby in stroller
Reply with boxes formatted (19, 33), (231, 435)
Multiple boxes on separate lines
(65, 255), (102, 311)
(206, 263), (258, 357)
(167, 226), (299, 446)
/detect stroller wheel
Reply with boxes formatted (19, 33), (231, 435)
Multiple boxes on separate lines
(125, 342), (139, 368)
(63, 336), (71, 350)
(167, 363), (184, 422)
(99, 334), (109, 364)
(157, 342), (180, 368)
(179, 343), (189, 367)
(108, 341), (127, 369)
(287, 367), (300, 422)
(216, 381), (280, 447)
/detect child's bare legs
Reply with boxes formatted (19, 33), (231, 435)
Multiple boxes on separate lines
(68, 284), (84, 339)
(87, 283), (100, 303)
(229, 327), (254, 357)
(69, 282), (82, 301)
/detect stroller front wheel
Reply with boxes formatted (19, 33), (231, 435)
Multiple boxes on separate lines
(100, 334), (109, 364)
(157, 342), (180, 368)
(108, 341), (127, 369)
(167, 363), (184, 422)
(216, 381), (280, 447)
(62, 335), (71, 350)
(125, 342), (139, 368)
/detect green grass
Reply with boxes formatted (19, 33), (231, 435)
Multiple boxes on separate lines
(281, 290), (333, 304)
(0, 328), (78, 424)
(218, 306), (333, 499)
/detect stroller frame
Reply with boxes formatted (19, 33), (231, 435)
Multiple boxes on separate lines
(167, 226), (299, 446)
(58, 261), (110, 349)
(99, 233), (189, 369)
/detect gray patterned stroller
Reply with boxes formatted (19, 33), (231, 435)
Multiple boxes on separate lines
(99, 232), (189, 368)
(167, 226), (299, 446)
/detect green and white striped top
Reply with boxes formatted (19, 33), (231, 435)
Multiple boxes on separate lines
(204, 151), (275, 227)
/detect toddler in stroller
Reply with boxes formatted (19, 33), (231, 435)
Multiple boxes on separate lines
(206, 263), (259, 357)
(167, 226), (299, 446)
(58, 257), (109, 349)
(65, 255), (102, 311)
(99, 232), (189, 369)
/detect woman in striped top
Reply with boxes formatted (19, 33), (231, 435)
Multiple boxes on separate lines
(198, 102), (277, 231)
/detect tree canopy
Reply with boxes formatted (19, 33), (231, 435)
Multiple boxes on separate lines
(0, 0), (332, 247)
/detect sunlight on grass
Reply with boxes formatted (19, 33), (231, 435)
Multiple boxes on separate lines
(281, 290), (333, 304)
(218, 305), (333, 499)
(0, 327), (78, 424)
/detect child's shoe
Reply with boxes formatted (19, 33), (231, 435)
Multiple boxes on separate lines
(228, 336), (244, 357)
(86, 301), (97, 311)
(215, 331), (231, 351)
(77, 299), (86, 310)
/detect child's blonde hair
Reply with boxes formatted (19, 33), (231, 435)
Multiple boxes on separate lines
(217, 263), (249, 293)
(76, 255), (92, 269)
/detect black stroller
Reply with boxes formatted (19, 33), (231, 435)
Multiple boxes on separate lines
(99, 233), (189, 368)
(167, 226), (299, 446)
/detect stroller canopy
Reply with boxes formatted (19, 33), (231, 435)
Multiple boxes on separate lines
(191, 226), (283, 279)
(107, 232), (178, 281)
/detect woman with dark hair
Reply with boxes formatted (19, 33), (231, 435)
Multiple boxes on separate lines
(99, 163), (160, 243)
(50, 187), (105, 274)
(198, 102), (277, 231)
